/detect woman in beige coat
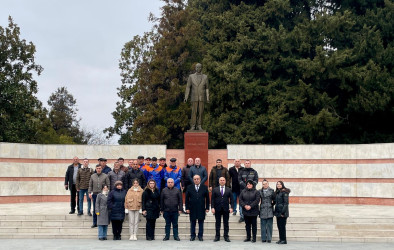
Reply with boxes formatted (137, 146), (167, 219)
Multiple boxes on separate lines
(125, 179), (143, 241)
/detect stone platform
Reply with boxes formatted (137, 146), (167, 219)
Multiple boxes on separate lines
(0, 203), (393, 243)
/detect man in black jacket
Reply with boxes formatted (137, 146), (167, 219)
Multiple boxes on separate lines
(64, 156), (81, 214)
(237, 160), (258, 222)
(161, 178), (183, 241)
(211, 177), (233, 242)
(122, 160), (146, 190)
(228, 159), (243, 216)
(185, 175), (210, 241)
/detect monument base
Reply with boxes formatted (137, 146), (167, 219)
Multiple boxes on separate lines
(184, 131), (209, 184)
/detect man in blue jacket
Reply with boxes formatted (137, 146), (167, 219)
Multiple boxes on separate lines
(164, 158), (182, 190)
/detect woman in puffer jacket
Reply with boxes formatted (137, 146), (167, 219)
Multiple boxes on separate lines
(124, 178), (143, 241)
(274, 180), (291, 244)
(239, 179), (261, 243)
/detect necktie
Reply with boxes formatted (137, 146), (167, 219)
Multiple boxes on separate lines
(196, 185), (199, 192)
(221, 186), (224, 196)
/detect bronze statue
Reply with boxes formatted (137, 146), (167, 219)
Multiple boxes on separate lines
(184, 63), (210, 131)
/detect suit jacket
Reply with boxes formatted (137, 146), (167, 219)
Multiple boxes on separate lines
(185, 184), (210, 220)
(211, 186), (234, 212)
(185, 73), (209, 102)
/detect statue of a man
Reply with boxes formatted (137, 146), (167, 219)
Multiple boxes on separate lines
(184, 63), (209, 130)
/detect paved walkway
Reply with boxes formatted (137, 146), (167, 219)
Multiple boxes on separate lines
(0, 239), (393, 250)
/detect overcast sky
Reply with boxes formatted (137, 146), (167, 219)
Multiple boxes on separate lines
(1, 0), (163, 144)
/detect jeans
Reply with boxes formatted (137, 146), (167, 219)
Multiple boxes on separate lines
(78, 189), (91, 214)
(232, 192), (239, 213)
(239, 206), (244, 219)
(163, 211), (179, 238)
(244, 215), (257, 240)
(277, 217), (287, 242)
(98, 225), (108, 238)
(260, 217), (273, 241)
(92, 194), (97, 225)
(190, 218), (204, 238)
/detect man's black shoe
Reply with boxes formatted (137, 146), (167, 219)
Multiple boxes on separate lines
(244, 238), (251, 242)
(252, 238), (256, 243)
(163, 236), (169, 241)
(91, 224), (97, 228)
(104, 237), (107, 240)
(99, 237), (104, 241)
(224, 237), (231, 242)
(190, 236), (195, 241)
(267, 240), (271, 243)
(238, 218), (245, 223)
(214, 236), (220, 242)
(198, 237), (203, 241)
(174, 236), (180, 241)
(77, 212), (83, 216)
(278, 240), (287, 244)
(69, 211), (75, 214)
(262, 240), (266, 242)
(88, 212), (92, 216)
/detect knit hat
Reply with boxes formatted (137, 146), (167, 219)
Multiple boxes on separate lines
(114, 180), (123, 187)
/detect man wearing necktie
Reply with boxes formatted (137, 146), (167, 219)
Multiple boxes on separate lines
(211, 177), (234, 242)
(185, 175), (210, 241)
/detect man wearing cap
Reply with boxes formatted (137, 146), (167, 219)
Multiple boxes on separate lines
(137, 156), (145, 168)
(141, 156), (153, 181)
(108, 161), (126, 191)
(123, 159), (146, 190)
(64, 156), (81, 214)
(118, 157), (128, 173)
(149, 157), (164, 190)
(161, 178), (183, 241)
(89, 164), (110, 228)
(188, 158), (208, 186)
(164, 158), (182, 190)
(97, 158), (112, 175)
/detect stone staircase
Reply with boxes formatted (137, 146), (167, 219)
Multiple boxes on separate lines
(1, 213), (393, 242)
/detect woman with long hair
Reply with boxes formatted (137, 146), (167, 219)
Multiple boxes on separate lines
(142, 179), (161, 240)
(275, 180), (291, 244)
(125, 178), (143, 241)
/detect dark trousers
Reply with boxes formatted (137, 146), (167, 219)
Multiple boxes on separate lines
(277, 217), (287, 241)
(163, 211), (179, 238)
(70, 184), (79, 212)
(92, 194), (97, 225)
(111, 219), (124, 237)
(215, 208), (229, 237)
(146, 218), (156, 239)
(244, 215), (257, 240)
(190, 218), (204, 238)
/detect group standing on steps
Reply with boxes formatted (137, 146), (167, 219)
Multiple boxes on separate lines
(66, 156), (290, 244)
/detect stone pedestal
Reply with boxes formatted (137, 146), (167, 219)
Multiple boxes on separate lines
(184, 132), (209, 185)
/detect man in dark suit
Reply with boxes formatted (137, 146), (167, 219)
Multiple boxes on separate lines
(211, 177), (234, 242)
(64, 156), (81, 214)
(185, 175), (210, 241)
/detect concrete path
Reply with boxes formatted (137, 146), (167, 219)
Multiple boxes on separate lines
(0, 239), (393, 250)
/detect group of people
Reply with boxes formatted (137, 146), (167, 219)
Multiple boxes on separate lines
(65, 156), (290, 244)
